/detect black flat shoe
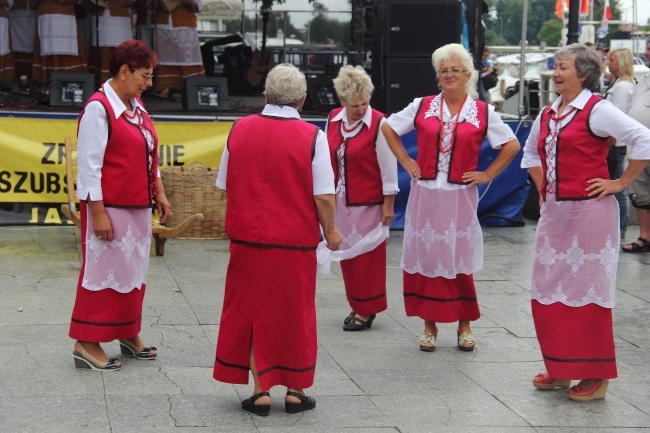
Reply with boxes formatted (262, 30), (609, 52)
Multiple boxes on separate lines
(343, 310), (356, 325)
(342, 314), (376, 331)
(242, 391), (271, 417)
(285, 391), (316, 414)
(119, 340), (157, 360)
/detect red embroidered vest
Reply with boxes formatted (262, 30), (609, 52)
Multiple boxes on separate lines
(537, 94), (610, 201)
(225, 114), (321, 250)
(77, 90), (158, 208)
(414, 95), (488, 184)
(327, 108), (384, 206)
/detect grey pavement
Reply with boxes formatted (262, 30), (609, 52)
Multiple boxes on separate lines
(1, 221), (649, 433)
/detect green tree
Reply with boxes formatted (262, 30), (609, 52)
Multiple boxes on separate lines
(485, 27), (509, 46)
(537, 19), (563, 46)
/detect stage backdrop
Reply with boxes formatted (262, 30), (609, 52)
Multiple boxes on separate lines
(0, 113), (531, 228)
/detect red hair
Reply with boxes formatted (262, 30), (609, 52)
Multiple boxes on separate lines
(109, 40), (158, 77)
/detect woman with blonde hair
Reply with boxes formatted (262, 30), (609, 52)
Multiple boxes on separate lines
(604, 47), (636, 239)
(318, 65), (398, 331)
(382, 43), (520, 351)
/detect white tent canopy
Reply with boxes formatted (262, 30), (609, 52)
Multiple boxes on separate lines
(200, 0), (242, 20)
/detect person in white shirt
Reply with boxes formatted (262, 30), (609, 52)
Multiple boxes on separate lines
(604, 47), (636, 238)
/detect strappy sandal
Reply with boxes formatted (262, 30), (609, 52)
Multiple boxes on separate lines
(419, 333), (436, 352)
(242, 391), (271, 416)
(119, 339), (157, 360)
(622, 237), (650, 253)
(285, 391), (316, 414)
(457, 330), (476, 351)
(73, 341), (121, 371)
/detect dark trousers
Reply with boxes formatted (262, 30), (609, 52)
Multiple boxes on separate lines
(607, 144), (628, 233)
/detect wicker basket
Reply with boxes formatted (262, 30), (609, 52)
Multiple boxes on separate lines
(160, 161), (228, 239)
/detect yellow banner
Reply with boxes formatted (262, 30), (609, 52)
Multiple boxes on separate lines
(0, 116), (231, 204)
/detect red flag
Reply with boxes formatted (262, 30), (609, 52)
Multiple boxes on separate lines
(581, 0), (590, 15)
(601, 0), (612, 29)
(555, 0), (567, 19)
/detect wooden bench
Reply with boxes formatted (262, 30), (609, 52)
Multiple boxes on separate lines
(60, 137), (203, 256)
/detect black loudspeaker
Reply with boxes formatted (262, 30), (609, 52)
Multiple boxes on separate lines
(373, 0), (462, 58)
(49, 73), (96, 107)
(305, 76), (340, 112)
(182, 76), (230, 111)
(374, 58), (439, 115)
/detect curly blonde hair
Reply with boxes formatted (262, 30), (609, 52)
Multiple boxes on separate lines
(431, 43), (479, 99)
(332, 65), (374, 103)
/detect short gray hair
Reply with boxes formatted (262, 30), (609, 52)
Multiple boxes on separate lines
(263, 63), (307, 106)
(332, 65), (374, 103)
(554, 43), (602, 92)
(431, 43), (479, 99)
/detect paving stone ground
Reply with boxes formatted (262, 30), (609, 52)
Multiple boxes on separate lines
(1, 222), (649, 433)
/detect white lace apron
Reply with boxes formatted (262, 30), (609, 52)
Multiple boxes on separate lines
(81, 107), (156, 293)
(402, 95), (484, 278)
(317, 138), (388, 274)
(9, 8), (37, 53)
(38, 14), (78, 56)
(90, 9), (133, 47)
(531, 113), (619, 308)
(154, 15), (202, 66)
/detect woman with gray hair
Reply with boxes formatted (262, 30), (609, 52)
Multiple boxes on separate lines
(521, 43), (650, 400)
(382, 43), (520, 352)
(213, 63), (342, 416)
(317, 65), (398, 331)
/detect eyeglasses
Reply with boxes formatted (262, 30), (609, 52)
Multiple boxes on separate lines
(437, 68), (468, 76)
(131, 67), (154, 80)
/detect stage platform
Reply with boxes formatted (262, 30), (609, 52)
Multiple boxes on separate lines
(0, 88), (334, 119)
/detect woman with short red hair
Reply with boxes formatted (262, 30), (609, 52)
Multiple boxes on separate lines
(69, 39), (172, 371)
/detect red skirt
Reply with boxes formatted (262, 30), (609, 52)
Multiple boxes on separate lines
(341, 241), (387, 316)
(153, 64), (204, 90)
(68, 203), (146, 342)
(214, 243), (318, 390)
(403, 272), (480, 323)
(532, 300), (617, 379)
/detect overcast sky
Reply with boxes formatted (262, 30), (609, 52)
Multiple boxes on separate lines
(241, 0), (650, 33)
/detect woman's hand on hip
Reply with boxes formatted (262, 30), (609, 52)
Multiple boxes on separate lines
(462, 170), (491, 186)
(586, 178), (624, 200)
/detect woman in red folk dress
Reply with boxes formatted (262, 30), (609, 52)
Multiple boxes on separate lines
(522, 44), (650, 401)
(213, 64), (342, 416)
(69, 40), (171, 371)
(317, 65), (398, 331)
(383, 43), (520, 352)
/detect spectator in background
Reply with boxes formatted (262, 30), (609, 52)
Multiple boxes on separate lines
(622, 40), (650, 253)
(32, 0), (88, 89)
(152, 0), (205, 98)
(9, 0), (36, 92)
(88, 0), (135, 82)
(480, 45), (498, 103)
(604, 47), (636, 239)
(0, 0), (15, 87)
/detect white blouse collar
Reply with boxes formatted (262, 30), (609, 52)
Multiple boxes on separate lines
(423, 93), (480, 128)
